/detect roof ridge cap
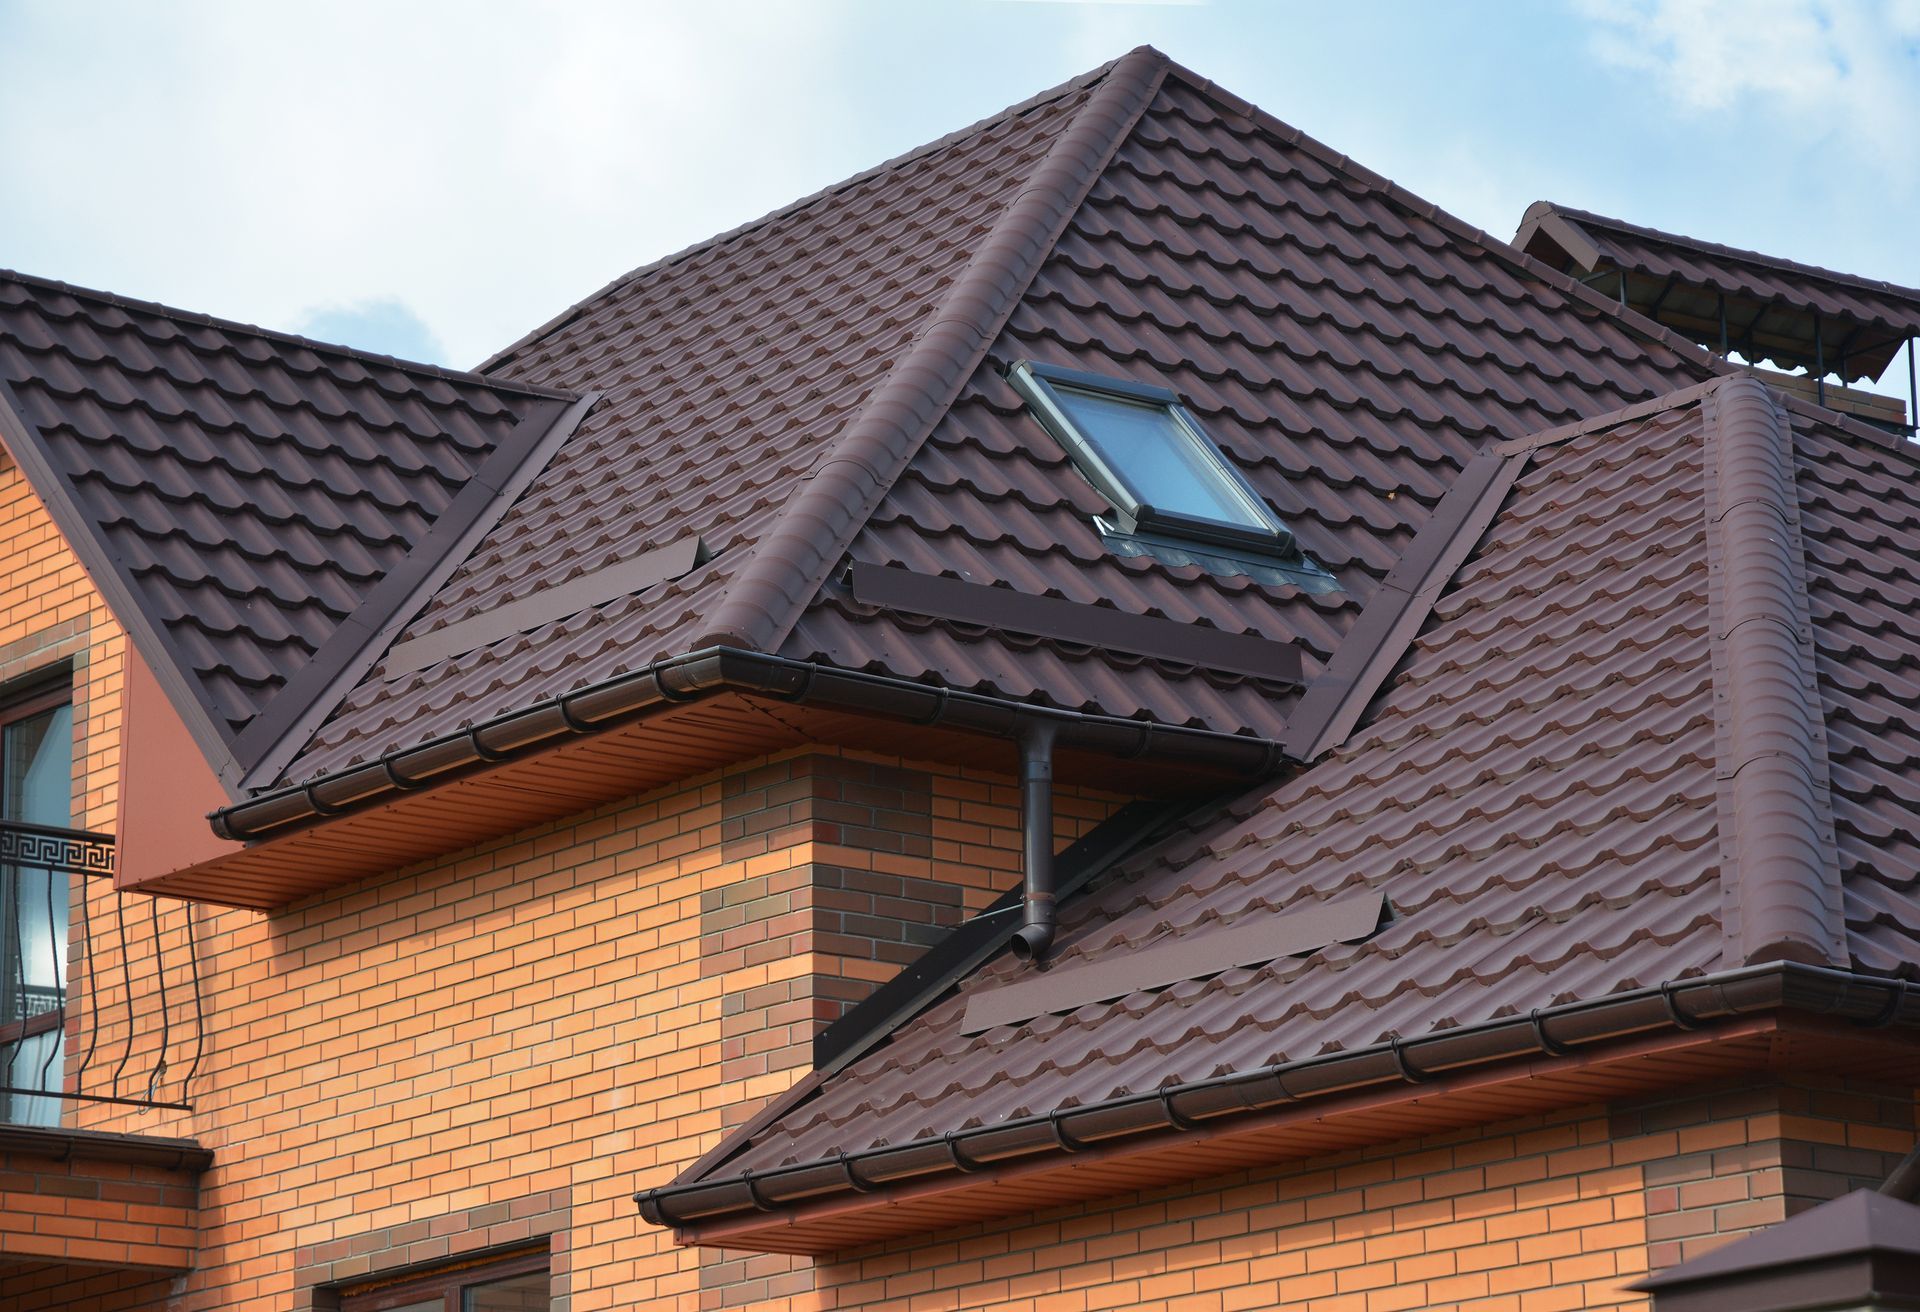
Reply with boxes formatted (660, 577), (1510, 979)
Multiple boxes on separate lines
(0, 267), (570, 401)
(1150, 63), (1736, 388)
(1528, 201), (1920, 303)
(476, 55), (1132, 377)
(693, 46), (1171, 654)
(1701, 377), (1846, 968)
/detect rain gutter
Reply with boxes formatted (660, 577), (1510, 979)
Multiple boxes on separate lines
(633, 962), (1920, 1230)
(211, 647), (1290, 842)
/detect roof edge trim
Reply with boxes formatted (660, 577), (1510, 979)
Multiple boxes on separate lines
(1281, 448), (1523, 761)
(227, 391), (596, 792)
(210, 647), (1286, 843)
(636, 961), (1920, 1238)
(0, 1123), (213, 1172)
(1703, 378), (1847, 968)
(692, 46), (1170, 656)
(0, 376), (246, 791)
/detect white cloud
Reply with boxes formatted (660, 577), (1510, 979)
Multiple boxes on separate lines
(1575, 0), (1920, 188)
(0, 0), (862, 366)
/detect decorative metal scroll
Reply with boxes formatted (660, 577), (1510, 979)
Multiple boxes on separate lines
(0, 819), (115, 878)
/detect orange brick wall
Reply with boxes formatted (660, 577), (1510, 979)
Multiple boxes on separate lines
(0, 454), (123, 829)
(0, 1146), (198, 1271)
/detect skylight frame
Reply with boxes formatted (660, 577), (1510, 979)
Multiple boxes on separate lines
(1008, 360), (1297, 556)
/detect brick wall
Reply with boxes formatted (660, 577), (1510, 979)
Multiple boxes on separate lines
(1622, 1077), (1918, 1269)
(0, 1142), (198, 1273)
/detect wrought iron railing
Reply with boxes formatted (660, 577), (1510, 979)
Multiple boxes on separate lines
(0, 821), (203, 1122)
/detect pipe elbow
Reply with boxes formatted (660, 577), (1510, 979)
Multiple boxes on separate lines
(1010, 919), (1054, 962)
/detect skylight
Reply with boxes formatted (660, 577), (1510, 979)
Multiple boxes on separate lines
(1009, 360), (1300, 561)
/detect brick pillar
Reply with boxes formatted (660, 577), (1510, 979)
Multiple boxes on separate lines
(693, 748), (1118, 1310)
(1617, 1076), (1919, 1271)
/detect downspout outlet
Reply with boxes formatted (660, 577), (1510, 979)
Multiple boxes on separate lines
(1009, 721), (1059, 963)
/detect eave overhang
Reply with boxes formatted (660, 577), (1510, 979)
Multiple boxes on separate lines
(637, 963), (1920, 1255)
(141, 648), (1293, 908)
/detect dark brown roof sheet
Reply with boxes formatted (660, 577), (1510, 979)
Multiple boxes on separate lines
(778, 70), (1717, 742)
(0, 269), (576, 788)
(1515, 201), (1920, 381)
(662, 375), (1920, 1224)
(267, 50), (1719, 796)
(277, 55), (1123, 783)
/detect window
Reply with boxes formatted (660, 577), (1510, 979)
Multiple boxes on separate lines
(340, 1250), (551, 1312)
(1008, 360), (1298, 556)
(0, 683), (73, 1127)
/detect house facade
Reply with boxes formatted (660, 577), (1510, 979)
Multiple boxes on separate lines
(0, 46), (1917, 1311)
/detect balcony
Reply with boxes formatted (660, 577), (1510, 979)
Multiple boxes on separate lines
(0, 820), (210, 1293)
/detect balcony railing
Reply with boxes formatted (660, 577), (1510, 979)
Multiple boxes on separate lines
(0, 820), (204, 1123)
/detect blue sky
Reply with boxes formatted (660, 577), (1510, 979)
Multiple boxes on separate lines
(3, 0), (1917, 396)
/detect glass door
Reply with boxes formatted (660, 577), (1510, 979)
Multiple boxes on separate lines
(0, 691), (73, 1125)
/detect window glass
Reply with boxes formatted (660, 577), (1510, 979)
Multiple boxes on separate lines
(1, 700), (71, 1127)
(465, 1272), (549, 1310)
(1051, 385), (1264, 529)
(340, 1252), (550, 1312)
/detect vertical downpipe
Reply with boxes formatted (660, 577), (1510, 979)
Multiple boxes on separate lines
(1009, 722), (1059, 963)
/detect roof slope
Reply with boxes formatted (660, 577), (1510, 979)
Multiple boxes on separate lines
(657, 375), (1920, 1221)
(279, 56), (1124, 783)
(791, 70), (1715, 739)
(0, 270), (576, 787)
(278, 50), (1716, 786)
(1515, 200), (1920, 381)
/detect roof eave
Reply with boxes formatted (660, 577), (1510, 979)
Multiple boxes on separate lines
(636, 962), (1920, 1249)
(213, 646), (1291, 843)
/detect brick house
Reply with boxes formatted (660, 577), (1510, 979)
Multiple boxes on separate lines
(0, 44), (1917, 1311)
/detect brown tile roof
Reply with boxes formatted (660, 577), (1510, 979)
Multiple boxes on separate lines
(0, 269), (581, 790)
(1515, 201), (1920, 382)
(253, 48), (1717, 803)
(275, 55), (1123, 784)
(644, 375), (1920, 1238)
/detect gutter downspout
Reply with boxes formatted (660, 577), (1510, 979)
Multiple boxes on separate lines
(1010, 722), (1059, 962)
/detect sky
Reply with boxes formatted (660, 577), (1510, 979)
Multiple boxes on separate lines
(2, 0), (1917, 398)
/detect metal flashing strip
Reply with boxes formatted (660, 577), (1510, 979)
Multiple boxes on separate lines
(1281, 448), (1522, 761)
(961, 889), (1384, 1035)
(384, 534), (708, 677)
(850, 564), (1303, 685)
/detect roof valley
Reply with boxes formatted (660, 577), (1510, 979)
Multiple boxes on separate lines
(693, 47), (1170, 657)
(1701, 378), (1847, 968)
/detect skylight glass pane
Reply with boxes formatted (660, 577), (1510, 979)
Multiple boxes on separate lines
(1051, 386), (1265, 529)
